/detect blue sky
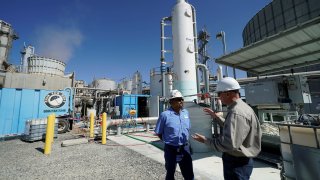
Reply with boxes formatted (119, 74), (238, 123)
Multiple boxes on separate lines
(1, 0), (271, 85)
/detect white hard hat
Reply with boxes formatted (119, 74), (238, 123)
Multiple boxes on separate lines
(216, 77), (241, 92)
(169, 89), (183, 99)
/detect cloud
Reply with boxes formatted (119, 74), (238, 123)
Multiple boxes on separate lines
(35, 25), (83, 63)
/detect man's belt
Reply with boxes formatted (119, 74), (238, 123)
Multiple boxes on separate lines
(165, 143), (189, 153)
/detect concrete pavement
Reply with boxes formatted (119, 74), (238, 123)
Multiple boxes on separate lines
(107, 131), (280, 180)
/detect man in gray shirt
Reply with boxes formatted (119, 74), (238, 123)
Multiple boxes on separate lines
(192, 77), (261, 180)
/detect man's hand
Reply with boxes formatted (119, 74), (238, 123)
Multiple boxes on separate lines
(156, 134), (162, 140)
(203, 108), (222, 119)
(191, 133), (206, 143)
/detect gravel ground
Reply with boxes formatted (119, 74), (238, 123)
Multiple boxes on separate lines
(0, 133), (183, 180)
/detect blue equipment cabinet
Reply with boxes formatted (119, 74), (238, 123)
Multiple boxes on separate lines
(0, 88), (73, 137)
(115, 94), (149, 119)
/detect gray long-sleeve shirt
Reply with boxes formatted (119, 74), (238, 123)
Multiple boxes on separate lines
(204, 98), (262, 157)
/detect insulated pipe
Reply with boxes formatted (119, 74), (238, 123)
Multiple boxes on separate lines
(166, 71), (173, 94)
(106, 117), (159, 129)
(196, 63), (209, 93)
(216, 66), (223, 112)
(217, 65), (223, 80)
(160, 17), (171, 98)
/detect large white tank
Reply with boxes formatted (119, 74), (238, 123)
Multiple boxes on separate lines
(150, 68), (162, 117)
(92, 78), (117, 90)
(149, 68), (175, 116)
(0, 20), (18, 70)
(131, 71), (142, 94)
(171, 0), (197, 101)
(184, 102), (213, 153)
(150, 68), (174, 97)
(28, 56), (66, 76)
(150, 68), (162, 97)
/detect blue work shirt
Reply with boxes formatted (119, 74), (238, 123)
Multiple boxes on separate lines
(154, 107), (191, 146)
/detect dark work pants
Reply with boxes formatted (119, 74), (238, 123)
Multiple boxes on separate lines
(164, 144), (194, 180)
(222, 153), (253, 180)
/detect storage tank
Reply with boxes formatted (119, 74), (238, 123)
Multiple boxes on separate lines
(150, 68), (162, 97)
(171, 0), (197, 101)
(122, 79), (133, 91)
(150, 68), (162, 117)
(28, 56), (66, 76)
(131, 71), (142, 94)
(92, 78), (117, 90)
(149, 68), (174, 116)
(0, 20), (18, 70)
(184, 102), (212, 153)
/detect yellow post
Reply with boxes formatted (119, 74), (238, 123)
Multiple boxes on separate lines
(101, 112), (107, 144)
(51, 114), (56, 143)
(89, 112), (95, 139)
(44, 114), (54, 155)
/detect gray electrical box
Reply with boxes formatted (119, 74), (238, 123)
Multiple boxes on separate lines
(287, 75), (312, 104)
(245, 81), (280, 105)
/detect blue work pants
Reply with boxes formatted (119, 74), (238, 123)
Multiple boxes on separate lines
(222, 153), (253, 180)
(164, 144), (194, 180)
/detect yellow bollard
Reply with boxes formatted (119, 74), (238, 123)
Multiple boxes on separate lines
(89, 112), (95, 139)
(101, 112), (107, 145)
(44, 114), (55, 155)
(51, 114), (56, 143)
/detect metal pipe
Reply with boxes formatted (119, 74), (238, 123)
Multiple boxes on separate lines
(196, 63), (210, 93)
(160, 17), (171, 98)
(216, 31), (228, 77)
(235, 70), (320, 84)
(217, 65), (223, 80)
(166, 71), (173, 93)
(106, 117), (158, 129)
(191, 5), (199, 93)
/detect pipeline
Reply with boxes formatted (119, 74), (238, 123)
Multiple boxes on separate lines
(106, 116), (158, 129)
(196, 63), (210, 94)
(105, 116), (162, 150)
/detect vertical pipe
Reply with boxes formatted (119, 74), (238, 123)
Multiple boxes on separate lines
(102, 112), (107, 144)
(146, 124), (150, 132)
(90, 112), (95, 139)
(196, 63), (209, 93)
(221, 31), (228, 77)
(191, 5), (200, 94)
(166, 70), (173, 94)
(160, 18), (167, 98)
(117, 126), (121, 136)
(44, 114), (55, 155)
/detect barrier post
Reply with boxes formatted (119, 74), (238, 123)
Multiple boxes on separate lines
(44, 114), (54, 155)
(51, 114), (55, 143)
(89, 112), (95, 139)
(102, 113), (107, 144)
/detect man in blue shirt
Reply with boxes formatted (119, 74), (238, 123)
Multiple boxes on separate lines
(155, 89), (194, 180)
